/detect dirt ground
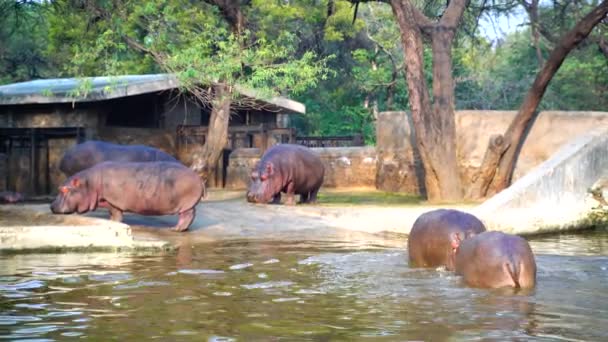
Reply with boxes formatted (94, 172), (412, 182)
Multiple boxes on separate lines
(0, 188), (476, 250)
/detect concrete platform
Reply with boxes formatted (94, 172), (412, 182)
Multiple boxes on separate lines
(0, 189), (471, 253)
(474, 127), (608, 235)
(0, 205), (171, 253)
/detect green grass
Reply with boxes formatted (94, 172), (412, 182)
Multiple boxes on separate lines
(317, 190), (423, 206)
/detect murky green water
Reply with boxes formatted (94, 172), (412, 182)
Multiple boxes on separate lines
(1, 230), (607, 341)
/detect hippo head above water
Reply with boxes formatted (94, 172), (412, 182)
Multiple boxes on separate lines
(246, 162), (280, 204)
(50, 177), (97, 215)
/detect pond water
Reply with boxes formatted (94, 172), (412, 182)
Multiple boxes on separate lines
(1, 229), (607, 341)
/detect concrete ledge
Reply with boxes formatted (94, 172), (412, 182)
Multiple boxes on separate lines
(0, 206), (171, 252)
(474, 127), (608, 235)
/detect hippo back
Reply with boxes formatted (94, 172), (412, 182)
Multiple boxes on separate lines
(59, 140), (179, 176)
(454, 231), (537, 289)
(408, 209), (486, 270)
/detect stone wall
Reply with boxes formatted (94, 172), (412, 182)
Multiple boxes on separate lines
(457, 110), (608, 183)
(0, 104), (105, 138)
(375, 111), (424, 194)
(376, 110), (608, 195)
(225, 146), (377, 190)
(473, 127), (608, 235)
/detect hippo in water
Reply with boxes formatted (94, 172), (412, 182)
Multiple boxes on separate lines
(408, 209), (486, 271)
(50, 161), (204, 232)
(59, 140), (180, 177)
(246, 144), (324, 205)
(0, 191), (25, 204)
(452, 231), (537, 289)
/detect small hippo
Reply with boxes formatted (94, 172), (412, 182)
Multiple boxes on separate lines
(59, 140), (180, 177)
(408, 209), (486, 270)
(246, 144), (324, 205)
(50, 161), (204, 232)
(453, 231), (537, 289)
(0, 191), (25, 204)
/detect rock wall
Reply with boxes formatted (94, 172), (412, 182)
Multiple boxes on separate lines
(225, 146), (377, 190)
(375, 111), (424, 194)
(376, 110), (608, 195)
(473, 127), (608, 235)
(457, 110), (608, 187)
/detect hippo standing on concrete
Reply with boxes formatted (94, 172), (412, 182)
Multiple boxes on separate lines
(246, 144), (324, 205)
(408, 209), (487, 270)
(0, 191), (25, 204)
(453, 231), (537, 289)
(50, 161), (204, 232)
(59, 140), (180, 177)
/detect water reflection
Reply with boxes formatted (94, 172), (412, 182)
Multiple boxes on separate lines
(0, 230), (607, 340)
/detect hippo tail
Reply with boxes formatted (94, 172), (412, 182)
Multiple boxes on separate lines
(504, 259), (521, 289)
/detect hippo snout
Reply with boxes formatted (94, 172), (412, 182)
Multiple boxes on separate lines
(246, 191), (256, 203)
(50, 198), (70, 214)
(50, 201), (60, 214)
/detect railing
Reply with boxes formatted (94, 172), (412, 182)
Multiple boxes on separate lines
(296, 134), (364, 148)
(176, 124), (296, 151)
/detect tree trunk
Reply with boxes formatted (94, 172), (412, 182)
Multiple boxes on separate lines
(190, 83), (232, 182)
(429, 28), (463, 201)
(390, 0), (464, 202)
(475, 0), (608, 198)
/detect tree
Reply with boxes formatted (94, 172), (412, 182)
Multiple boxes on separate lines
(46, 0), (331, 181)
(0, 0), (50, 83)
(347, 0), (471, 202)
(473, 0), (608, 198)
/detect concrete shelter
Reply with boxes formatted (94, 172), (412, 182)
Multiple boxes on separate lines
(0, 74), (305, 195)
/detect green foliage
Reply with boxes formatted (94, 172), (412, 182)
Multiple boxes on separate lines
(1, 0), (607, 141)
(453, 28), (608, 111)
(0, 1), (50, 83)
(43, 0), (332, 103)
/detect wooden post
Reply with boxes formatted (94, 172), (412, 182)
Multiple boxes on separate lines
(30, 128), (36, 195)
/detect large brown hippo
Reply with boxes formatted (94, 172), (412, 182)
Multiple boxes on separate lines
(408, 209), (486, 270)
(0, 191), (25, 204)
(50, 161), (204, 232)
(453, 231), (537, 289)
(246, 144), (324, 205)
(59, 140), (179, 177)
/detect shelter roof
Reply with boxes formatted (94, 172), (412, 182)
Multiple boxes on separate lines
(0, 73), (305, 114)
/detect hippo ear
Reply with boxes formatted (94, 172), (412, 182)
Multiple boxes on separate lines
(265, 162), (274, 175)
(70, 177), (80, 188)
(59, 186), (69, 194)
(450, 232), (462, 251)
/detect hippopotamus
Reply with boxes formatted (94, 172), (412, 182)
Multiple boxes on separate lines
(59, 140), (180, 177)
(408, 209), (486, 270)
(452, 231), (537, 289)
(0, 191), (25, 204)
(50, 161), (204, 232)
(246, 144), (324, 205)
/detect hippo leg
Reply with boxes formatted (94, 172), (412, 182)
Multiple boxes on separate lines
(271, 193), (282, 204)
(308, 187), (320, 204)
(173, 207), (195, 232)
(108, 205), (123, 222)
(298, 192), (309, 204)
(284, 182), (296, 206)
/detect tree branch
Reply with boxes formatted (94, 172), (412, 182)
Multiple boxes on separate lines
(440, 0), (470, 28)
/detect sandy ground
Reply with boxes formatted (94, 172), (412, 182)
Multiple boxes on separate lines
(80, 189), (474, 249)
(0, 189), (476, 251)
